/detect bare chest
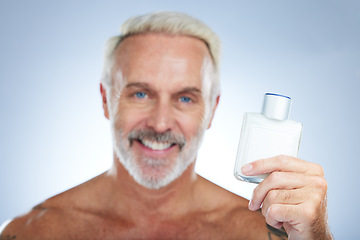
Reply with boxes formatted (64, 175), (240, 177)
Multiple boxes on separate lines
(61, 212), (269, 240)
(69, 221), (229, 239)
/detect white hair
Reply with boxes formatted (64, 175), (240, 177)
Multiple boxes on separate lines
(100, 11), (221, 109)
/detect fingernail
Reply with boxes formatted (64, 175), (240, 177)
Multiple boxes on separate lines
(266, 206), (271, 217)
(248, 200), (255, 211)
(242, 163), (253, 174)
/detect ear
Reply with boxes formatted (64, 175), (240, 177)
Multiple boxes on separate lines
(100, 83), (110, 120)
(207, 95), (220, 129)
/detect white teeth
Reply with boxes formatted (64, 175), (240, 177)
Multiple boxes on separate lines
(141, 139), (172, 150)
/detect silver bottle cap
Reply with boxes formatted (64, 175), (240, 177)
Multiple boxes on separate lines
(262, 93), (291, 120)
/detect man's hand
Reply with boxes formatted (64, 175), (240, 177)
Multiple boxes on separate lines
(241, 155), (332, 240)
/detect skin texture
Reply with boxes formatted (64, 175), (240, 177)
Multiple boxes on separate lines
(0, 33), (331, 240)
(243, 156), (332, 239)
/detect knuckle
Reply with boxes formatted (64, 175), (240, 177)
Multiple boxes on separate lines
(258, 158), (266, 170)
(267, 190), (278, 202)
(277, 155), (289, 165)
(303, 206), (317, 223)
(252, 186), (260, 197)
(268, 171), (282, 183)
(282, 191), (292, 202)
(310, 191), (323, 206)
(311, 163), (324, 176)
(267, 204), (279, 218)
(319, 178), (328, 190)
(313, 176), (328, 191)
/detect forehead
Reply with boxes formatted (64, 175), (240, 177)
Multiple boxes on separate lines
(112, 33), (212, 87)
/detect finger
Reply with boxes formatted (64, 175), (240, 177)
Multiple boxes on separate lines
(242, 155), (324, 176)
(249, 172), (313, 211)
(261, 188), (306, 217)
(265, 204), (301, 230)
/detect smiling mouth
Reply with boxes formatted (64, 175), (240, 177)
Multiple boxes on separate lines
(139, 139), (176, 151)
(128, 129), (186, 151)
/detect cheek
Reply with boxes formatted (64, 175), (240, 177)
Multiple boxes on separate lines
(177, 108), (206, 138)
(113, 105), (146, 133)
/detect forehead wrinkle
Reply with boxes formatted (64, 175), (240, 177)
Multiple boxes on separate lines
(114, 34), (209, 75)
(112, 34), (212, 100)
(159, 56), (188, 72)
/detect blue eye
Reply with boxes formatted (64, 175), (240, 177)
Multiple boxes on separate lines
(179, 96), (192, 103)
(135, 92), (147, 98)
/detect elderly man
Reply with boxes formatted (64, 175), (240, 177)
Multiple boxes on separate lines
(0, 12), (332, 239)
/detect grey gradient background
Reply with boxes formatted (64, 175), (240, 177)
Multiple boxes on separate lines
(1, 1), (359, 239)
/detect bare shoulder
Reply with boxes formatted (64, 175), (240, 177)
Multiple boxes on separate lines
(197, 176), (288, 239)
(0, 172), (109, 240)
(196, 174), (250, 214)
(0, 204), (65, 240)
(0, 218), (18, 240)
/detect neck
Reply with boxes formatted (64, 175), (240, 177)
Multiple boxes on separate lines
(106, 154), (200, 219)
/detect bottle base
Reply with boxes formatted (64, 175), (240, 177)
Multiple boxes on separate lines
(234, 173), (264, 184)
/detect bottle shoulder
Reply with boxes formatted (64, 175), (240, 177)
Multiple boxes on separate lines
(243, 112), (302, 131)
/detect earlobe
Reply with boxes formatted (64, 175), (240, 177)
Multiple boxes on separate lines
(207, 95), (220, 129)
(100, 83), (110, 120)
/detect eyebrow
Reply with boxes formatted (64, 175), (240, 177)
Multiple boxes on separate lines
(125, 82), (202, 94)
(125, 82), (150, 89)
(177, 87), (202, 95)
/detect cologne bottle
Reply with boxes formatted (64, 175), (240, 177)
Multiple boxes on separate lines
(234, 93), (303, 183)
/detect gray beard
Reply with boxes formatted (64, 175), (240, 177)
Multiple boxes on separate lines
(112, 128), (206, 189)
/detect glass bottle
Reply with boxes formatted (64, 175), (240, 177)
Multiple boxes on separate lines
(234, 93), (303, 183)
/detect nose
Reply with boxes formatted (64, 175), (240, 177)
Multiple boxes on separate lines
(146, 99), (175, 133)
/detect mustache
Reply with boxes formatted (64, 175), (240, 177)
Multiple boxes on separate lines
(128, 129), (186, 149)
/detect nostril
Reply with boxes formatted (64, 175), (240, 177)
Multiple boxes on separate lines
(147, 108), (174, 133)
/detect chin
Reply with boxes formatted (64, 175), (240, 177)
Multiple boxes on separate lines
(111, 119), (207, 189)
(116, 151), (195, 189)
(113, 134), (204, 190)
